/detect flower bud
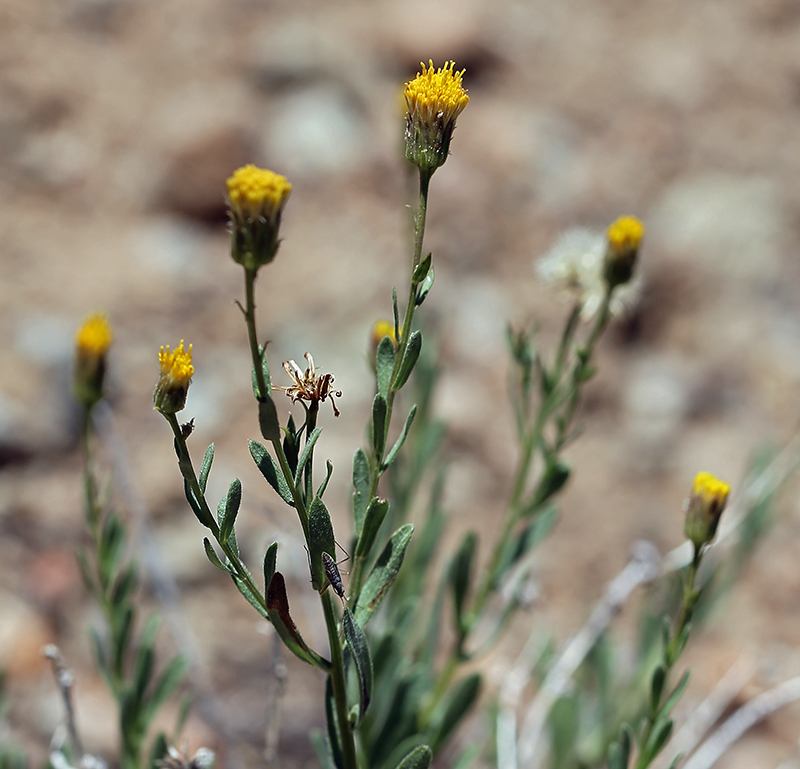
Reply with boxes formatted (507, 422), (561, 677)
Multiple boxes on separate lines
(73, 313), (113, 410)
(404, 61), (469, 174)
(684, 471), (731, 548)
(603, 216), (644, 289)
(154, 340), (194, 415)
(226, 165), (292, 270)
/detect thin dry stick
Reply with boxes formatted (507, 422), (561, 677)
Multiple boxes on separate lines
(515, 433), (800, 769)
(264, 630), (288, 764)
(651, 651), (757, 769)
(43, 645), (83, 760)
(682, 676), (800, 769)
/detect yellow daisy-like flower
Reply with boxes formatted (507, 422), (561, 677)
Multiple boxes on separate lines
(154, 340), (194, 415)
(76, 313), (113, 357)
(404, 60), (469, 173)
(226, 165), (292, 269)
(604, 216), (644, 289)
(73, 312), (113, 409)
(684, 471), (731, 548)
(226, 165), (292, 223)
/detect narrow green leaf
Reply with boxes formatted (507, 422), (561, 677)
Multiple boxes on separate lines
(651, 664), (667, 714)
(295, 427), (323, 487)
(607, 741), (625, 769)
(392, 287), (400, 340)
(393, 331), (422, 391)
(428, 673), (481, 751)
(356, 497), (390, 560)
(376, 336), (396, 400)
(149, 733), (169, 769)
(644, 717), (673, 763)
(183, 478), (214, 528)
(250, 440), (295, 506)
(198, 443), (214, 494)
(218, 478), (242, 544)
(449, 531), (477, 633)
(412, 252), (432, 284)
(415, 266), (435, 306)
(372, 394), (387, 456)
(667, 753), (684, 769)
(263, 541), (278, 593)
(354, 524), (414, 628)
(113, 605), (134, 677)
(317, 459), (334, 499)
(143, 655), (188, 724)
(266, 573), (330, 671)
(395, 746), (432, 769)
(258, 395), (281, 442)
(342, 609), (373, 721)
(309, 497), (337, 592)
(382, 405), (418, 471)
(203, 538), (228, 572)
(310, 728), (338, 769)
(133, 616), (161, 704)
(251, 344), (272, 400)
(662, 671), (691, 718)
(352, 448), (370, 535)
(533, 459), (571, 507)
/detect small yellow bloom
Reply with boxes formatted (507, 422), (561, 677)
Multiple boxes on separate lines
(404, 60), (469, 173)
(154, 340), (194, 415)
(226, 165), (292, 269)
(76, 313), (113, 357)
(604, 216), (644, 289)
(372, 320), (397, 349)
(73, 312), (113, 409)
(684, 471), (731, 548)
(226, 165), (292, 223)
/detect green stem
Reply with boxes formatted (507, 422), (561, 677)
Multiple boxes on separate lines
(350, 169), (431, 597)
(322, 591), (358, 769)
(244, 266), (268, 401)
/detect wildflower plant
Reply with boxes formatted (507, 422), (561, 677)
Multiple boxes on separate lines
(73, 314), (187, 769)
(44, 57), (781, 769)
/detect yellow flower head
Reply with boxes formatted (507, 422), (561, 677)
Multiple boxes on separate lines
(607, 216), (645, 255)
(372, 320), (398, 348)
(604, 216), (644, 289)
(73, 312), (113, 409)
(76, 313), (113, 357)
(226, 165), (292, 270)
(404, 60), (469, 173)
(684, 471), (731, 548)
(154, 340), (194, 415)
(226, 165), (292, 223)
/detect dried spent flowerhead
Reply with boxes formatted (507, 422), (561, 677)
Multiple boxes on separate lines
(157, 743), (215, 769)
(274, 352), (342, 417)
(404, 60), (469, 173)
(154, 340), (194, 415)
(74, 312), (113, 409)
(536, 228), (643, 321)
(683, 471), (731, 549)
(226, 164), (292, 269)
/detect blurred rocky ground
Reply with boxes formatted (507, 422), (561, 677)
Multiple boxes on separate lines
(3, 0), (800, 767)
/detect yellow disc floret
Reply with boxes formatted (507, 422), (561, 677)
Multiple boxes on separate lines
(404, 60), (470, 130)
(76, 313), (113, 357)
(404, 60), (469, 173)
(692, 471), (731, 509)
(159, 340), (194, 385)
(606, 216), (645, 255)
(226, 165), (292, 223)
(684, 471), (731, 548)
(154, 340), (194, 415)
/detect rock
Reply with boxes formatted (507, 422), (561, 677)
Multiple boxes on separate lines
(646, 173), (787, 281)
(261, 83), (370, 178)
(157, 126), (255, 221)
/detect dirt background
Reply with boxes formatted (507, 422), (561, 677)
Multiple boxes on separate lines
(4, 0), (800, 767)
